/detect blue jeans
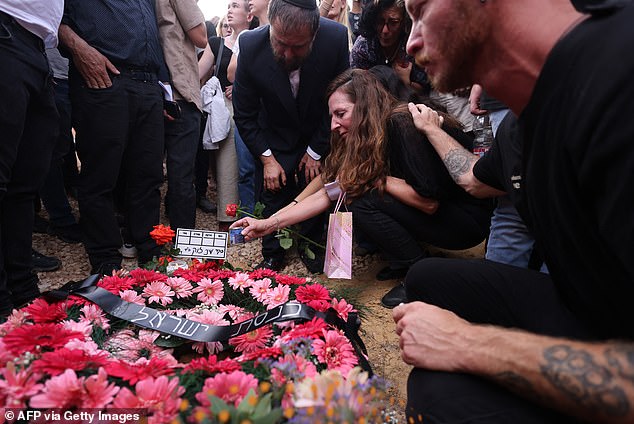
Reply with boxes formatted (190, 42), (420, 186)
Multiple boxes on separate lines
(234, 127), (255, 215)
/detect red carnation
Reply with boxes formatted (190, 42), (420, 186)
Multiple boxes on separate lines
(3, 323), (84, 355)
(31, 348), (109, 376)
(225, 203), (238, 217)
(23, 298), (68, 323)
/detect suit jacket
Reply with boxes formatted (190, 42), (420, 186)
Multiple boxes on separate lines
(232, 18), (350, 169)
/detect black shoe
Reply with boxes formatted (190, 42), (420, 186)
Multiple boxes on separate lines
(380, 282), (407, 309)
(300, 250), (324, 274)
(48, 223), (82, 244)
(197, 197), (217, 213)
(31, 249), (61, 272)
(255, 257), (284, 271)
(93, 262), (122, 276)
(33, 215), (49, 234)
(376, 266), (408, 281)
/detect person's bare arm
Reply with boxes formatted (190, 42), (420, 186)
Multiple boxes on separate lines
(408, 103), (504, 198)
(393, 302), (634, 423)
(58, 24), (119, 89)
(198, 44), (215, 83)
(187, 22), (208, 48)
(227, 54), (237, 83)
(385, 176), (438, 215)
(230, 188), (331, 240)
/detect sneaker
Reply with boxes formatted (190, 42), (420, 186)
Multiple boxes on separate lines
(31, 249), (61, 272)
(48, 223), (82, 244)
(119, 243), (138, 259)
(197, 197), (217, 213)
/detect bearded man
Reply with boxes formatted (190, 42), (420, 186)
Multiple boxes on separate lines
(232, 0), (349, 273)
(394, 0), (634, 422)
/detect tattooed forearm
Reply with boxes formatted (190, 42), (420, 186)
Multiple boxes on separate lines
(496, 371), (544, 402)
(605, 344), (634, 382)
(443, 148), (476, 183)
(540, 345), (629, 417)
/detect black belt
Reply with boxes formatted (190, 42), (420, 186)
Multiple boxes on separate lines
(114, 65), (158, 82)
(0, 10), (45, 51)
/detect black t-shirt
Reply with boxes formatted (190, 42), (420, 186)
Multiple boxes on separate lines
(519, 2), (634, 338)
(388, 111), (493, 223)
(473, 112), (524, 208)
(209, 37), (232, 91)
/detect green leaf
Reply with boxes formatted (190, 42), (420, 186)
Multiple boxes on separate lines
(304, 246), (315, 260)
(253, 409), (284, 424)
(210, 395), (234, 415)
(236, 389), (258, 414)
(252, 393), (273, 417)
(279, 237), (293, 250)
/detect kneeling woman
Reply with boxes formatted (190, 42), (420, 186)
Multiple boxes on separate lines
(231, 68), (491, 307)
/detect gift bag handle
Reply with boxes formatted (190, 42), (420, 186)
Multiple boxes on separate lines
(334, 191), (347, 213)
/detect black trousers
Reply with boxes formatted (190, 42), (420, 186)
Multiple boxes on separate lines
(348, 191), (490, 270)
(255, 149), (325, 260)
(0, 13), (58, 314)
(404, 258), (592, 423)
(70, 71), (164, 270)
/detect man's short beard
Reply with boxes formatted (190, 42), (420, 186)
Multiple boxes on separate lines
(275, 55), (302, 72)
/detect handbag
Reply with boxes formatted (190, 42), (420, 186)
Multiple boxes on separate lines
(201, 40), (231, 149)
(323, 192), (353, 279)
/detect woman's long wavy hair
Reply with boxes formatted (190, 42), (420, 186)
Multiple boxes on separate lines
(322, 68), (397, 199)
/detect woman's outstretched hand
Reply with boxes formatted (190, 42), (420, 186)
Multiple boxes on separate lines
(229, 217), (274, 240)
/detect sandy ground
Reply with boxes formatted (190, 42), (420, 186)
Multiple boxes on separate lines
(32, 184), (485, 412)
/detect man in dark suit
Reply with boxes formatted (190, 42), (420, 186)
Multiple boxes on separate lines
(232, 0), (349, 272)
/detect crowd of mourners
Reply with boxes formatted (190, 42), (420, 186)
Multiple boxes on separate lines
(2, 0), (634, 422)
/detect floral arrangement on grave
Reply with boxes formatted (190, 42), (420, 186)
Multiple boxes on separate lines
(0, 226), (399, 423)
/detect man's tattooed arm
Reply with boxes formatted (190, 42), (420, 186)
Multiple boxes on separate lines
(491, 341), (634, 423)
(442, 148), (477, 184)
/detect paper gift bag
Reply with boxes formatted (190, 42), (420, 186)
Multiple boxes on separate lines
(323, 192), (352, 279)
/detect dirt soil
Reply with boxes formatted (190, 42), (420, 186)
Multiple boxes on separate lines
(32, 185), (485, 413)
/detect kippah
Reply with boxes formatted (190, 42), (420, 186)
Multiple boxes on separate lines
(281, 0), (318, 10)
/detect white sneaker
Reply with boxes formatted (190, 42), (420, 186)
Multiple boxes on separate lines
(119, 243), (138, 259)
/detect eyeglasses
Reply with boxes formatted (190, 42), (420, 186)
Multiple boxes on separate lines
(222, 24), (230, 29)
(375, 18), (402, 31)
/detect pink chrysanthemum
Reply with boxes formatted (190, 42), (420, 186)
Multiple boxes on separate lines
(106, 329), (173, 362)
(22, 298), (68, 323)
(312, 329), (358, 375)
(192, 278), (224, 305)
(270, 353), (317, 385)
(216, 304), (244, 321)
(195, 371), (258, 407)
(249, 278), (272, 302)
(113, 376), (184, 424)
(62, 319), (94, 337)
(262, 284), (291, 310)
(183, 356), (241, 374)
(105, 356), (178, 385)
(119, 289), (145, 305)
(187, 310), (230, 355)
(30, 367), (119, 409)
(142, 281), (175, 306)
(3, 323), (83, 355)
(165, 277), (194, 298)
(0, 309), (29, 336)
(229, 324), (273, 354)
(331, 297), (357, 321)
(98, 275), (135, 294)
(129, 268), (167, 287)
(295, 284), (332, 312)
(227, 272), (253, 292)
(278, 317), (328, 344)
(0, 362), (44, 408)
(248, 268), (278, 280)
(31, 348), (110, 376)
(275, 274), (307, 286)
(80, 304), (110, 331)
